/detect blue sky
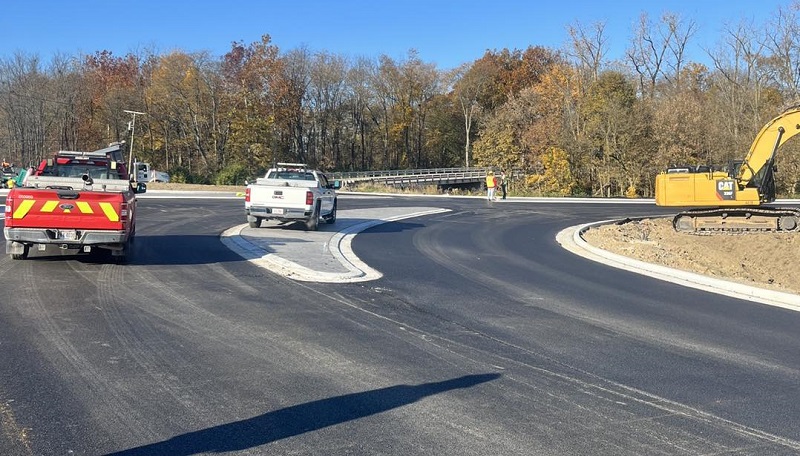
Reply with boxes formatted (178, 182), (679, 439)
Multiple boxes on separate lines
(0, 0), (786, 70)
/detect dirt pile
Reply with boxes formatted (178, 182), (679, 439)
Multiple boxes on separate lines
(581, 218), (800, 295)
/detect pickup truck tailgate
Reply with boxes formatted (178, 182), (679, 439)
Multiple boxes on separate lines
(247, 185), (311, 209)
(6, 189), (127, 230)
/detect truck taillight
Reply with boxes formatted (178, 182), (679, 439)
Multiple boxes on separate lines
(120, 202), (128, 222)
(4, 195), (11, 214)
(306, 191), (313, 205)
(245, 188), (251, 202)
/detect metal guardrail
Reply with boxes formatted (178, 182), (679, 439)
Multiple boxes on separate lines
(329, 167), (493, 187)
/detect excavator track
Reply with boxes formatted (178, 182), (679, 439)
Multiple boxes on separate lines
(672, 206), (800, 234)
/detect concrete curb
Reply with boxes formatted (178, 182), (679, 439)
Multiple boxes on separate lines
(556, 219), (800, 312)
(221, 208), (450, 283)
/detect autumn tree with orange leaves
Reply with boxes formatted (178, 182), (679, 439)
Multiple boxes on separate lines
(2, 2), (800, 192)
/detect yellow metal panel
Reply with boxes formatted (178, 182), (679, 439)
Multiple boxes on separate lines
(656, 172), (763, 207)
(40, 200), (58, 212)
(76, 201), (93, 213)
(655, 173), (696, 206)
(12, 200), (35, 219)
(98, 202), (119, 222)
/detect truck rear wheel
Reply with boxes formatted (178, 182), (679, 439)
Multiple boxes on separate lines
(248, 217), (262, 228)
(305, 203), (320, 231)
(325, 200), (337, 224)
(112, 239), (131, 264)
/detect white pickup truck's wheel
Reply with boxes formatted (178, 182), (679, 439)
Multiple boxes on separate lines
(248, 217), (262, 228)
(305, 203), (320, 231)
(325, 200), (337, 224)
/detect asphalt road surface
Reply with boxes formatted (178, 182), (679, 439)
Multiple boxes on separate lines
(1, 194), (799, 455)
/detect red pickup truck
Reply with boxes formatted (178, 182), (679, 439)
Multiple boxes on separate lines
(3, 143), (146, 262)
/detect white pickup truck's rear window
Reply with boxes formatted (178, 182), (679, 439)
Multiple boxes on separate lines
(272, 171), (315, 180)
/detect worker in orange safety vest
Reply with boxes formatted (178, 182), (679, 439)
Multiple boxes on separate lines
(485, 171), (497, 201)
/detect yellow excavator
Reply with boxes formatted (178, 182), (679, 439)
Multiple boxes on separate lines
(655, 105), (800, 233)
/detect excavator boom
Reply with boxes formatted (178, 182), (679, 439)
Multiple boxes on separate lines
(738, 108), (800, 185)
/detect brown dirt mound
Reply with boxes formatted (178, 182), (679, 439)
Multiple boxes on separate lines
(581, 217), (800, 295)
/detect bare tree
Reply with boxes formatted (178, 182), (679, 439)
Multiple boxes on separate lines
(394, 50), (439, 168)
(307, 51), (348, 168)
(280, 47), (312, 164)
(450, 61), (490, 168)
(706, 19), (769, 155)
(409, 58), (441, 168)
(626, 13), (668, 97)
(345, 57), (375, 170)
(0, 53), (53, 164)
(762, 1), (800, 100)
(567, 20), (609, 83)
(370, 55), (396, 168)
(625, 12), (695, 96)
(663, 13), (697, 90)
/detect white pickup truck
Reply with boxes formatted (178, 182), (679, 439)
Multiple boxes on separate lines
(244, 163), (339, 231)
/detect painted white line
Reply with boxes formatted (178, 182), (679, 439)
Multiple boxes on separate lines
(556, 221), (800, 312)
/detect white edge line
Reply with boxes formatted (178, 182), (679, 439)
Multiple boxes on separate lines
(556, 220), (800, 312)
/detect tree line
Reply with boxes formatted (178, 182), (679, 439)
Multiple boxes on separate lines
(2, 3), (800, 196)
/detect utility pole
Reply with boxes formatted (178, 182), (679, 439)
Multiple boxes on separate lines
(123, 110), (146, 179)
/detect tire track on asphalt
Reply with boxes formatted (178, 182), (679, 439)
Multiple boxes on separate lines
(0, 257), (34, 455)
(403, 209), (800, 453)
(113, 258), (507, 454)
(324, 270), (800, 453)
(17, 262), (157, 446)
(417, 210), (800, 376)
(115, 265), (380, 396)
(91, 263), (220, 424)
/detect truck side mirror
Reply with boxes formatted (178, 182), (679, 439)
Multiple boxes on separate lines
(332, 180), (341, 189)
(134, 182), (147, 194)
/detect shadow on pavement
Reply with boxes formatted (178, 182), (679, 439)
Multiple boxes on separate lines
(108, 373), (501, 455)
